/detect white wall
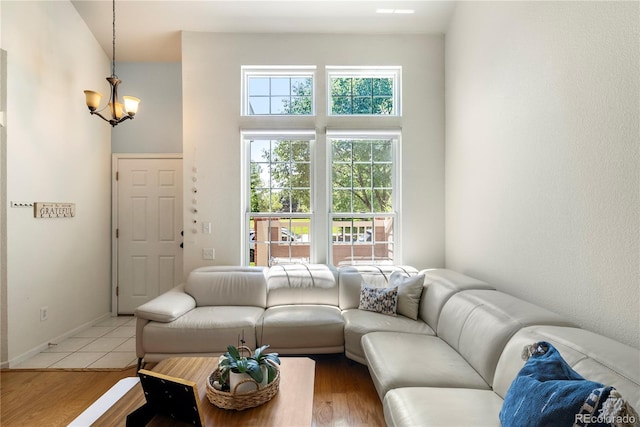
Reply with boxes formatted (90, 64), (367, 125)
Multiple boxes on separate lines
(1, 1), (112, 365)
(1, 48), (7, 364)
(111, 62), (182, 154)
(181, 33), (445, 274)
(446, 1), (639, 348)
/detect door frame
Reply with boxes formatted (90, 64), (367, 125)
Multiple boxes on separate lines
(111, 153), (183, 315)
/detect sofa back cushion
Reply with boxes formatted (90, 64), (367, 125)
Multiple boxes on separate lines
(185, 266), (267, 307)
(266, 264), (339, 307)
(419, 269), (494, 331)
(436, 290), (577, 387)
(493, 325), (640, 410)
(339, 265), (419, 310)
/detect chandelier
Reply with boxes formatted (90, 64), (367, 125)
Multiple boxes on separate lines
(83, 0), (140, 127)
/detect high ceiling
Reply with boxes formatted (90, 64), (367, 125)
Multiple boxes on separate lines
(71, 0), (457, 62)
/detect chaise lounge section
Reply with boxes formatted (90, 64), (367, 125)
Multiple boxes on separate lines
(379, 324), (640, 426)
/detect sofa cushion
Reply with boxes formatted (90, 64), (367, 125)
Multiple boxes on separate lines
(258, 305), (344, 353)
(358, 284), (398, 316)
(384, 388), (503, 427)
(418, 268), (494, 330)
(436, 289), (577, 387)
(362, 332), (490, 399)
(141, 306), (264, 354)
(184, 266), (267, 307)
(390, 272), (424, 320)
(342, 309), (434, 365)
(266, 264), (339, 307)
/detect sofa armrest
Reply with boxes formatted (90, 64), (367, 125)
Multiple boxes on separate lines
(134, 284), (196, 322)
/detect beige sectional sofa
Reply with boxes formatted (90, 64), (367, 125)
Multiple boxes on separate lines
(134, 264), (640, 426)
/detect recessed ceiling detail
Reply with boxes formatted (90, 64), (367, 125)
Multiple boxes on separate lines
(71, 1), (456, 62)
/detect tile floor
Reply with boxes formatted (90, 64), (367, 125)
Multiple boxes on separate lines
(11, 316), (137, 369)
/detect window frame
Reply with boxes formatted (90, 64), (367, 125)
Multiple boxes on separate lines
(326, 66), (402, 117)
(241, 66), (316, 117)
(326, 130), (401, 266)
(242, 130), (316, 266)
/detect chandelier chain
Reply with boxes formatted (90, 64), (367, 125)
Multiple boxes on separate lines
(112, 0), (116, 77)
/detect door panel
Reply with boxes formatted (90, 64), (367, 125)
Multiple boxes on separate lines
(117, 158), (183, 313)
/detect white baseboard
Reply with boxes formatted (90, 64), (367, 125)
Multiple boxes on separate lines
(7, 312), (113, 368)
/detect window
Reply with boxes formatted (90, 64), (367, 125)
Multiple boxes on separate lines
(328, 132), (399, 265)
(242, 65), (402, 267)
(242, 66), (315, 116)
(327, 67), (401, 116)
(244, 131), (314, 266)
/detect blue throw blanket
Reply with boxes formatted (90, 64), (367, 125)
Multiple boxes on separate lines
(500, 342), (638, 427)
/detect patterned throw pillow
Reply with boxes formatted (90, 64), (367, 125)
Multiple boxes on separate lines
(358, 284), (398, 316)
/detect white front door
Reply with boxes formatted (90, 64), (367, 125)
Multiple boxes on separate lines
(115, 156), (183, 313)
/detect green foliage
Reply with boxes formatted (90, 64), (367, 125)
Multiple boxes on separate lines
(330, 77), (394, 115)
(281, 78), (313, 115)
(252, 344), (281, 383)
(331, 139), (393, 213)
(250, 163), (266, 212)
(251, 139), (311, 214)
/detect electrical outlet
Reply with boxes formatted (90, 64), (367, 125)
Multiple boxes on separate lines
(202, 248), (215, 260)
(40, 306), (48, 321)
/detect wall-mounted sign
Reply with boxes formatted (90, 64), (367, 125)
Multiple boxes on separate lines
(34, 202), (75, 218)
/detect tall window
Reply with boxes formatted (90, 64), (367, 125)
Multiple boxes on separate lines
(327, 67), (401, 116)
(242, 65), (402, 267)
(242, 66), (315, 116)
(244, 132), (314, 266)
(329, 132), (398, 265)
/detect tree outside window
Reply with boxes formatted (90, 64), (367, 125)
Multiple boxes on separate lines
(329, 136), (397, 265)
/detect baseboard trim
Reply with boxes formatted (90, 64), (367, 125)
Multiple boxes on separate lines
(6, 312), (113, 368)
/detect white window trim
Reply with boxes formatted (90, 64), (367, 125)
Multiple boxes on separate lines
(326, 66), (402, 117)
(241, 66), (317, 117)
(325, 129), (402, 265)
(241, 130), (316, 266)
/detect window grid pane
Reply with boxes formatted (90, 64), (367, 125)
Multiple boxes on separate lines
(249, 216), (311, 266)
(247, 75), (313, 116)
(331, 216), (395, 266)
(331, 139), (393, 214)
(329, 74), (397, 116)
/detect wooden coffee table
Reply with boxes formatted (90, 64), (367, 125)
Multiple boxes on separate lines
(92, 356), (315, 426)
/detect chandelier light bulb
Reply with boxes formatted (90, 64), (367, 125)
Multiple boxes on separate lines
(123, 96), (141, 116)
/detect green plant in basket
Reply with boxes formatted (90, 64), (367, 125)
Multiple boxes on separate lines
(218, 344), (280, 388)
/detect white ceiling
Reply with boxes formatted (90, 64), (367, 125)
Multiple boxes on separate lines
(71, 0), (457, 62)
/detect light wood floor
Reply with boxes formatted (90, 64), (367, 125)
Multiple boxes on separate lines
(0, 354), (385, 426)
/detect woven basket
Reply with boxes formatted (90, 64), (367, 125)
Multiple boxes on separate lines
(206, 363), (280, 411)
